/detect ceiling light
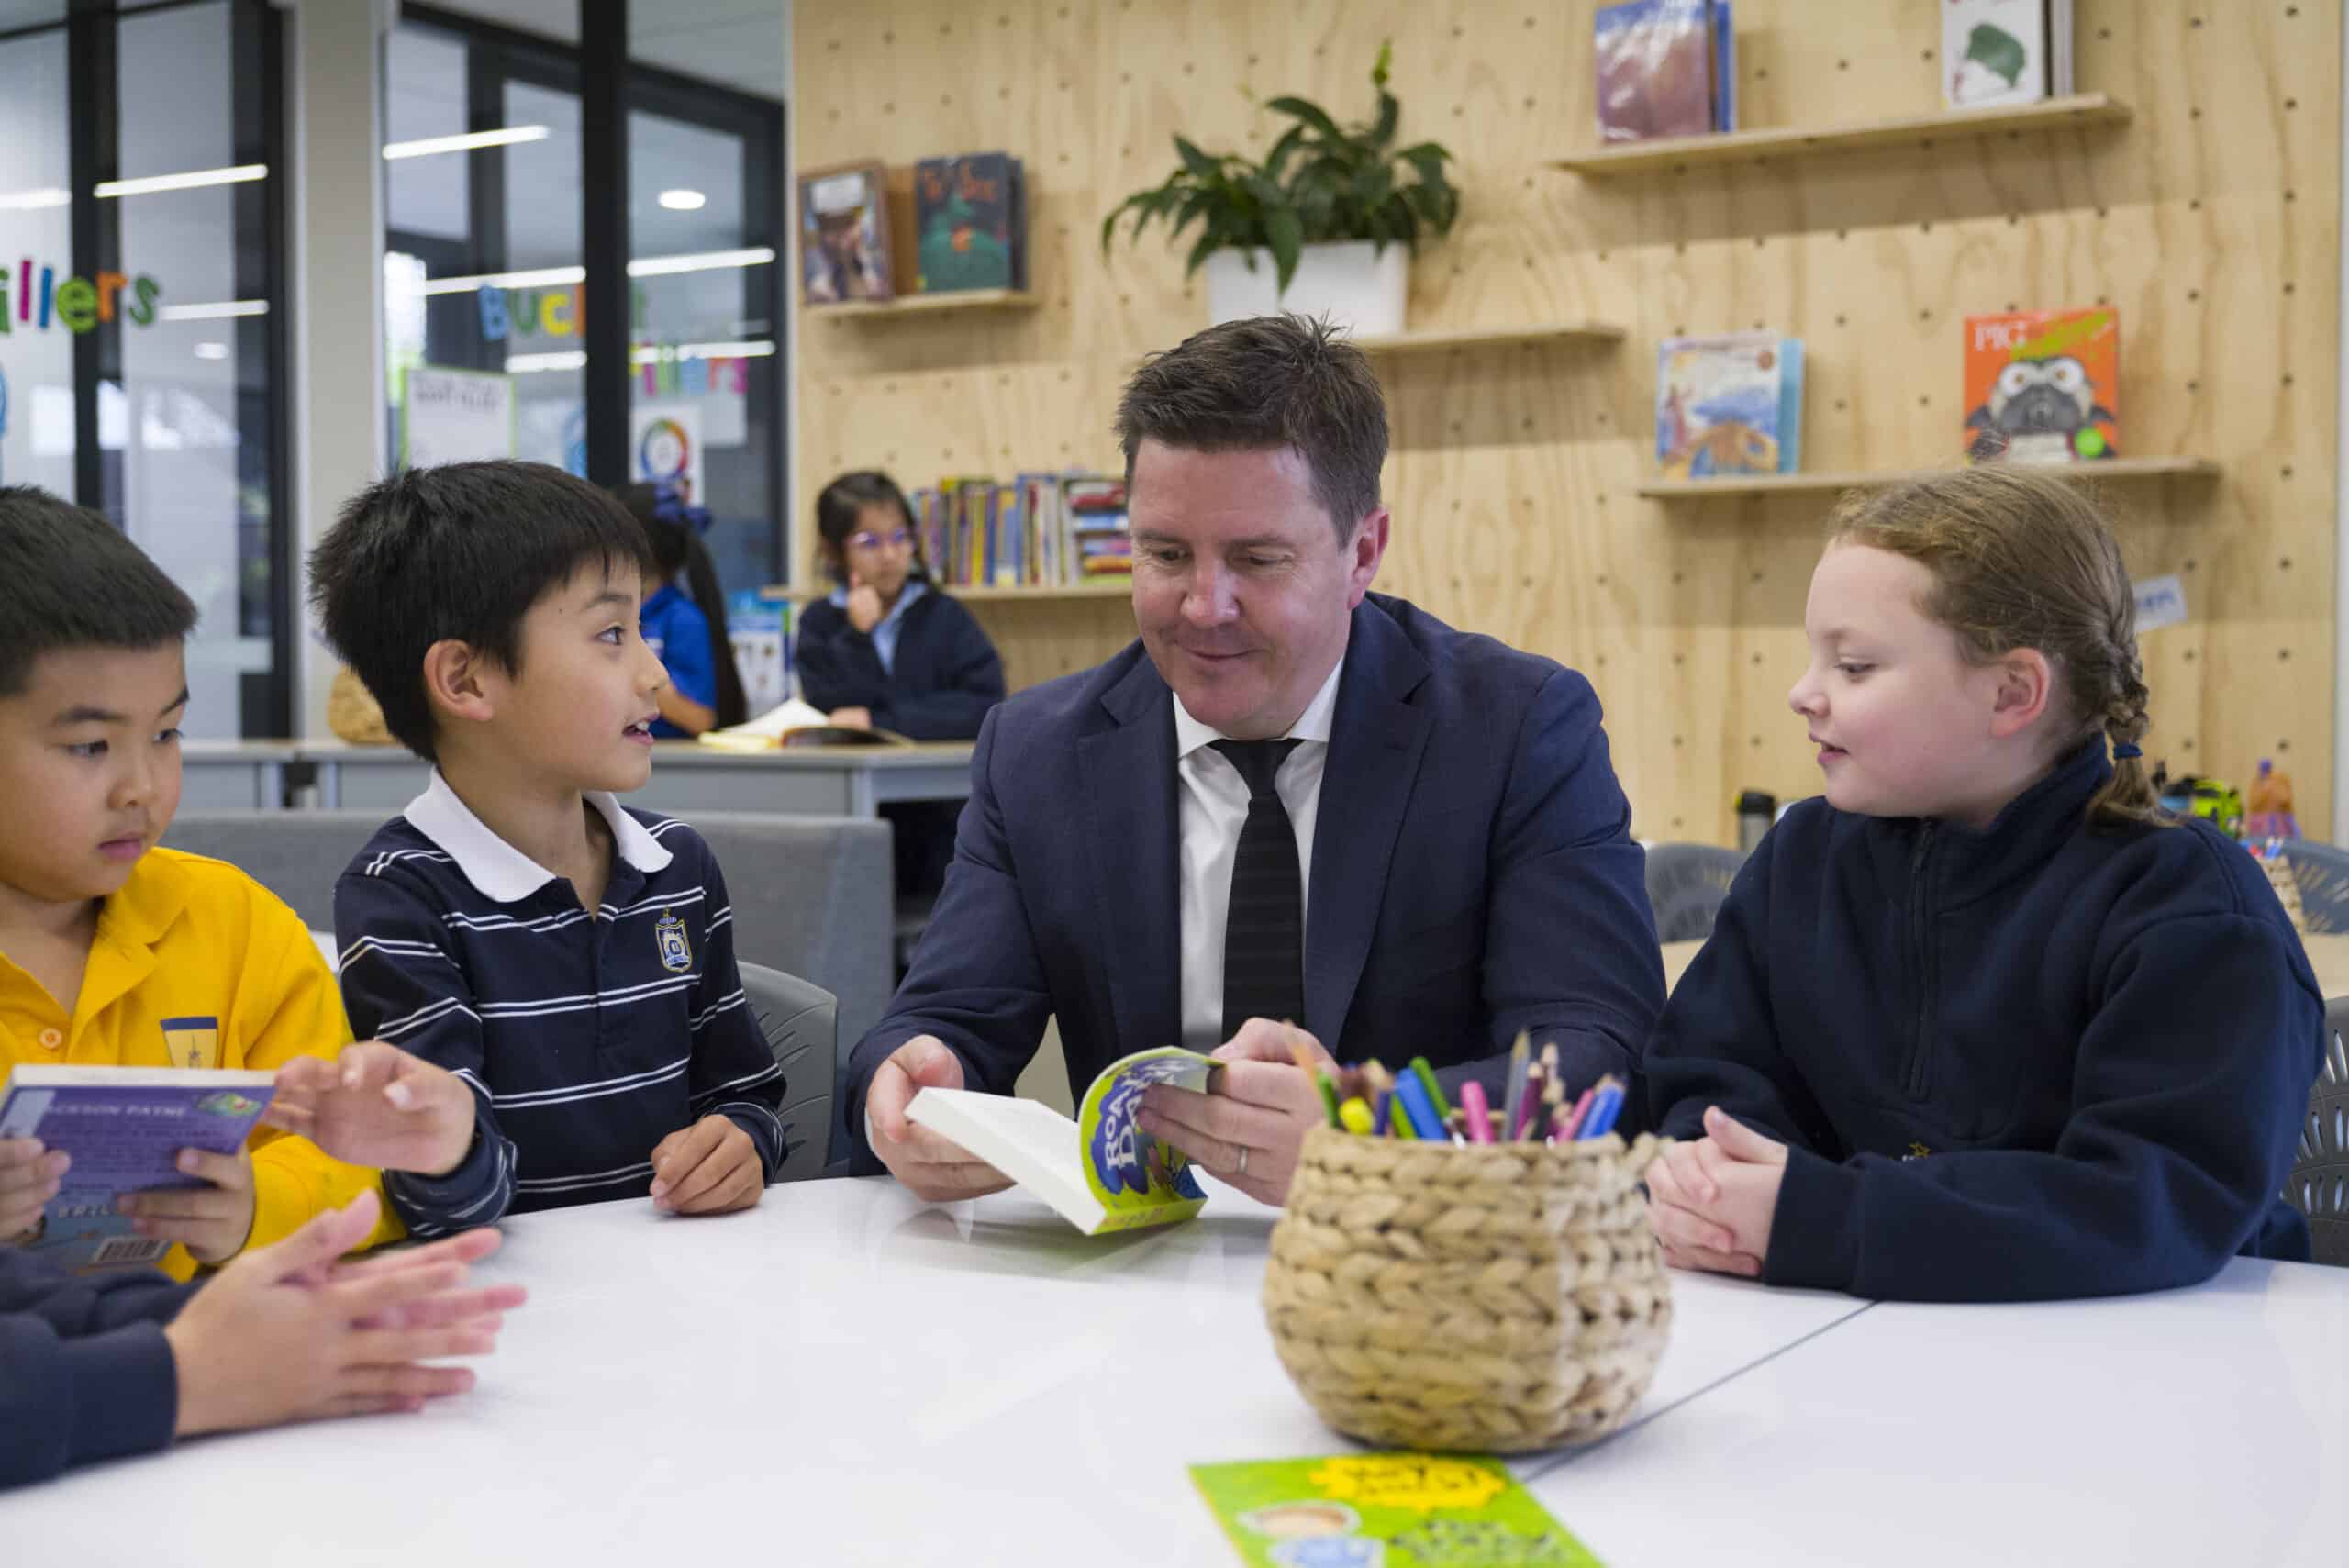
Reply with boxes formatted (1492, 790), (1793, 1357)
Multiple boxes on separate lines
(420, 248), (774, 296)
(96, 164), (268, 198)
(626, 246), (774, 278)
(658, 189), (707, 211)
(0, 187), (71, 212)
(421, 265), (587, 296)
(383, 126), (551, 161)
(505, 350), (587, 373)
(193, 342), (228, 361)
(157, 300), (270, 322)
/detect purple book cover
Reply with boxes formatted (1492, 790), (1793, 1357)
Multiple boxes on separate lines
(0, 1064), (275, 1273)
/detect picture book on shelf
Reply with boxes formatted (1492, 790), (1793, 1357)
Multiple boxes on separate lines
(914, 152), (1025, 293)
(1655, 332), (1804, 478)
(1961, 306), (2119, 464)
(1192, 1452), (1604, 1568)
(798, 161), (895, 306)
(0, 1065), (275, 1273)
(1594, 0), (1735, 143)
(906, 1046), (1219, 1235)
(1942, 0), (2074, 110)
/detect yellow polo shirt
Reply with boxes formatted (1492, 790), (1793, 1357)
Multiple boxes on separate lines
(0, 847), (404, 1278)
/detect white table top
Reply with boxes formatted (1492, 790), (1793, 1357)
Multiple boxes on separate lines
(5, 1174), (1863, 1565)
(1544, 1255), (2348, 1567)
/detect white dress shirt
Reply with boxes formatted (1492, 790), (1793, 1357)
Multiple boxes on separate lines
(1173, 658), (1345, 1050)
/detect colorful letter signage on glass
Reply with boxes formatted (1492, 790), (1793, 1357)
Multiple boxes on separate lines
(0, 260), (162, 335)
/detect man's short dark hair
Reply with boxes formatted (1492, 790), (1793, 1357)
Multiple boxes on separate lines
(0, 485), (197, 698)
(307, 462), (655, 761)
(1112, 313), (1388, 542)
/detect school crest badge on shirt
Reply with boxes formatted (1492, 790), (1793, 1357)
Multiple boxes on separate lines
(654, 912), (694, 974)
(159, 1016), (221, 1071)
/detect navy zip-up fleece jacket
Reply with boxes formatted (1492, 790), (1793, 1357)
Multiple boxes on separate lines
(1645, 739), (2320, 1302)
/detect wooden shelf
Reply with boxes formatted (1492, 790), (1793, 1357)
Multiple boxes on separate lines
(765, 580), (1129, 604)
(1553, 94), (2132, 177)
(809, 288), (1041, 319)
(1635, 457), (2219, 500)
(953, 581), (1131, 602)
(1352, 321), (1626, 355)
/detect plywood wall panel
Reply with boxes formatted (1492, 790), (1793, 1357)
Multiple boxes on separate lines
(795, 0), (2341, 840)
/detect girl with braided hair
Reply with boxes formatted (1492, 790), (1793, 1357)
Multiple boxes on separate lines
(1642, 465), (2319, 1301)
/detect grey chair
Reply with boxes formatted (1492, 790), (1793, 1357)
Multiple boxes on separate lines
(1643, 842), (1747, 943)
(2280, 840), (2349, 935)
(738, 962), (838, 1184)
(2287, 997), (2349, 1267)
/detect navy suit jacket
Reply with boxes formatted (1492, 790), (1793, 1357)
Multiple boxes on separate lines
(842, 593), (1664, 1164)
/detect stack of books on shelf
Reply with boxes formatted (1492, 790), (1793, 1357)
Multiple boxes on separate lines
(909, 472), (1130, 590)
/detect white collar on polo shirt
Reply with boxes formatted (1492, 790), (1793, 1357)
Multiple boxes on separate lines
(1171, 652), (1344, 758)
(402, 768), (674, 904)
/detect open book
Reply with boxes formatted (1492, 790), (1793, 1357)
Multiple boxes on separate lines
(696, 696), (914, 751)
(0, 1065), (275, 1273)
(907, 1046), (1219, 1234)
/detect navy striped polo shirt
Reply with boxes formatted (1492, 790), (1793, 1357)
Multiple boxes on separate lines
(333, 772), (785, 1235)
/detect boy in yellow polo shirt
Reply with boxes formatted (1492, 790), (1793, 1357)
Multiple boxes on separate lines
(0, 485), (402, 1278)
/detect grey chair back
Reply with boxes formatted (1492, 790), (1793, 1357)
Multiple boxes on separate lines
(1643, 842), (1746, 943)
(738, 962), (837, 1184)
(2281, 840), (2349, 935)
(2288, 997), (2349, 1267)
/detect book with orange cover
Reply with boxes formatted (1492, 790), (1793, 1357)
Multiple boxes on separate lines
(1961, 307), (2119, 464)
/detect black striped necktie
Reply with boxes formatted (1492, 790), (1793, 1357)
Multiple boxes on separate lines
(1212, 738), (1305, 1040)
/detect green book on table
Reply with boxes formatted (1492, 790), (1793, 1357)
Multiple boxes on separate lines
(1192, 1453), (1604, 1566)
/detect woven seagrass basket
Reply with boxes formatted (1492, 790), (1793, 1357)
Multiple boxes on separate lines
(1263, 1126), (1672, 1453)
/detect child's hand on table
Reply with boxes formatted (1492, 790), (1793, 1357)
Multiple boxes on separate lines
(1643, 1106), (1788, 1279)
(166, 1189), (523, 1436)
(650, 1115), (765, 1215)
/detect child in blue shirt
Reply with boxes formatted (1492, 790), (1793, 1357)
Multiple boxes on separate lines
(1643, 466), (2320, 1302)
(618, 483), (749, 739)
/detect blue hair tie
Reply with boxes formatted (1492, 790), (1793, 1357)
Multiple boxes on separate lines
(2112, 742), (2143, 761)
(649, 481), (714, 536)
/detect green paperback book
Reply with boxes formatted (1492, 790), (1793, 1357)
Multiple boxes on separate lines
(1190, 1453), (1604, 1567)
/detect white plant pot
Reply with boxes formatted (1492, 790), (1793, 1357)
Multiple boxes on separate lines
(1201, 239), (1409, 337)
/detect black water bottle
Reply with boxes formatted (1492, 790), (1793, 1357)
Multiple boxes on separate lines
(1734, 790), (1776, 854)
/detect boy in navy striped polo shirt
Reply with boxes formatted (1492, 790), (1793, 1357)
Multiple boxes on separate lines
(306, 462), (785, 1235)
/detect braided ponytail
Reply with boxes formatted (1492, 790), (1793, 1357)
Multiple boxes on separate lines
(2085, 634), (2165, 828)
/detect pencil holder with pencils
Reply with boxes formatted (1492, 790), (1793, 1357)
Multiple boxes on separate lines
(1262, 1127), (1672, 1453)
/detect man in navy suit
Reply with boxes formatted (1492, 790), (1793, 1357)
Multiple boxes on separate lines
(846, 315), (1663, 1205)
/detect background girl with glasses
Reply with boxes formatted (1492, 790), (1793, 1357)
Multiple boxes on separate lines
(797, 471), (1007, 899)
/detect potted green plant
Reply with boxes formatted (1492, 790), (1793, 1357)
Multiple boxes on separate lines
(1099, 41), (1459, 336)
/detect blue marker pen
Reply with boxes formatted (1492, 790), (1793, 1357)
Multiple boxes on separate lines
(1393, 1073), (1446, 1141)
(1577, 1082), (1625, 1140)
